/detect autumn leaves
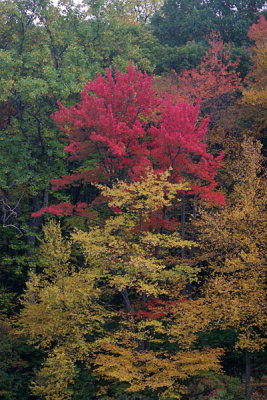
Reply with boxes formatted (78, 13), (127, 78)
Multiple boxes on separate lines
(18, 16), (267, 400)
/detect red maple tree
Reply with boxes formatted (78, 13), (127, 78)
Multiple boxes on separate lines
(32, 64), (224, 218)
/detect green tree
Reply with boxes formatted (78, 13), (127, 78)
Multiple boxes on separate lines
(152, 0), (266, 47)
(0, 0), (93, 243)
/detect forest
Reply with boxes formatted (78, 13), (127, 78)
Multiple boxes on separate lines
(0, 1), (266, 399)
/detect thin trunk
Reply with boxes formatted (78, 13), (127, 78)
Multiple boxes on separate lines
(188, 194), (197, 298)
(160, 205), (167, 234)
(27, 194), (40, 255)
(142, 290), (147, 306)
(139, 210), (143, 232)
(121, 287), (136, 337)
(121, 287), (132, 313)
(189, 194), (197, 258)
(245, 348), (253, 400)
(181, 193), (185, 258)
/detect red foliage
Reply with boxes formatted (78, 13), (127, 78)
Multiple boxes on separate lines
(248, 15), (267, 44)
(34, 63), (224, 217)
(31, 202), (88, 218)
(52, 63), (160, 187)
(149, 216), (179, 231)
(133, 297), (190, 321)
(149, 98), (224, 196)
(133, 298), (170, 320)
(170, 32), (242, 103)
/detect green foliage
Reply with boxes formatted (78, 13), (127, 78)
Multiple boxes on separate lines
(197, 329), (245, 377)
(155, 40), (207, 74)
(151, 0), (265, 77)
(0, 322), (43, 400)
(0, 227), (29, 305)
(76, 17), (162, 74)
(71, 369), (98, 400)
(152, 0), (266, 47)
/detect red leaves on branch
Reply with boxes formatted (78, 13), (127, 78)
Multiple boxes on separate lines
(133, 297), (189, 321)
(172, 32), (242, 103)
(32, 202), (88, 218)
(149, 98), (224, 188)
(133, 298), (170, 320)
(33, 63), (224, 217)
(52, 64), (160, 185)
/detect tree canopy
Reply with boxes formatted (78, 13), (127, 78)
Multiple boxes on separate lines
(0, 2), (266, 400)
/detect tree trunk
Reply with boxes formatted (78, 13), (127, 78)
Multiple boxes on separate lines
(189, 193), (197, 258)
(121, 287), (132, 313)
(245, 348), (253, 400)
(181, 193), (185, 258)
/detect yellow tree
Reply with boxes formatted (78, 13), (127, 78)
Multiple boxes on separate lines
(73, 169), (223, 398)
(197, 137), (267, 400)
(18, 220), (108, 400)
(18, 171), (223, 399)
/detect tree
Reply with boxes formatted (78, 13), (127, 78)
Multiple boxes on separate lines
(173, 32), (242, 103)
(32, 63), (224, 220)
(0, 319), (42, 400)
(151, 0), (267, 47)
(152, 0), (217, 46)
(18, 220), (107, 399)
(0, 0), (91, 241)
(153, 32), (242, 110)
(17, 60), (226, 399)
(0, 0), (159, 239)
(242, 15), (267, 108)
(197, 137), (267, 400)
(20, 174), (223, 399)
(105, 0), (164, 23)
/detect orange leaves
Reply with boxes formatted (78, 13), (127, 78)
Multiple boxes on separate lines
(248, 15), (267, 44)
(173, 32), (242, 102)
(243, 15), (267, 108)
(154, 32), (242, 104)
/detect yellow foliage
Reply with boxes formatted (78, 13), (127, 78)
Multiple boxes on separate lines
(18, 172), (222, 398)
(31, 348), (76, 400)
(98, 169), (189, 215)
(197, 137), (267, 351)
(18, 221), (108, 399)
(73, 171), (194, 298)
(205, 271), (267, 351)
(94, 338), (223, 397)
(37, 219), (73, 283)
